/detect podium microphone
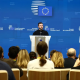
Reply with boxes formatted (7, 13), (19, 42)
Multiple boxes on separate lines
(39, 28), (43, 35)
(40, 31), (42, 35)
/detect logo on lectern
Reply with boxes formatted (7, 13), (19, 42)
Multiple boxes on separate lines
(38, 38), (42, 41)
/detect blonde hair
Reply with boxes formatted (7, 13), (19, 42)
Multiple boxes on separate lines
(17, 49), (30, 68)
(51, 51), (64, 68)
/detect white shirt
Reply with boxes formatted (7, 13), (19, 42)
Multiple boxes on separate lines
(27, 59), (54, 76)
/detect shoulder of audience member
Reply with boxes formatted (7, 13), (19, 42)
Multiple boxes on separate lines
(46, 59), (54, 64)
(27, 59), (37, 67)
(2, 58), (14, 63)
(28, 59), (37, 63)
(0, 61), (16, 80)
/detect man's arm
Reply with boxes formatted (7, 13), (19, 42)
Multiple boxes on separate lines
(45, 31), (49, 36)
(8, 69), (16, 80)
(33, 31), (36, 35)
(2, 61), (16, 80)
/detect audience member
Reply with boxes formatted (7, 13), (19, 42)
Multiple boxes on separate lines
(27, 41), (54, 73)
(0, 46), (23, 77)
(50, 50), (56, 58)
(51, 51), (64, 68)
(72, 54), (80, 69)
(49, 50), (57, 60)
(0, 60), (16, 80)
(29, 51), (37, 60)
(17, 49), (30, 68)
(16, 46), (20, 51)
(64, 48), (76, 68)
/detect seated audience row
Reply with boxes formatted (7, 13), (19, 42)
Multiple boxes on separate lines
(0, 46), (23, 77)
(50, 48), (76, 68)
(0, 41), (80, 80)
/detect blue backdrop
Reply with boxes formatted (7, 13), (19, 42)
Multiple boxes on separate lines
(0, 0), (80, 58)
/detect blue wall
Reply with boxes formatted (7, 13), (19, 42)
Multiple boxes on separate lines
(0, 0), (80, 58)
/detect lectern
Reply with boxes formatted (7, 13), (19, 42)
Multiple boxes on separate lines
(30, 35), (51, 58)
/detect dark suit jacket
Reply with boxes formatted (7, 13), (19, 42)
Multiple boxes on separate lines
(0, 60), (16, 80)
(33, 30), (49, 35)
(0, 58), (23, 77)
(64, 57), (75, 68)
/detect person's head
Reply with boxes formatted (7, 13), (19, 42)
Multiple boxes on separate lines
(37, 41), (48, 66)
(50, 50), (57, 58)
(29, 51), (37, 60)
(0, 46), (4, 58)
(17, 49), (30, 68)
(8, 46), (19, 59)
(67, 48), (76, 59)
(38, 22), (43, 30)
(16, 46), (20, 51)
(51, 51), (64, 68)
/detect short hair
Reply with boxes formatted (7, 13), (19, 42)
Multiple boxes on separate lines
(29, 51), (37, 60)
(0, 46), (3, 58)
(37, 41), (48, 66)
(51, 51), (64, 68)
(17, 49), (30, 68)
(67, 48), (76, 57)
(38, 22), (43, 26)
(9, 46), (19, 59)
(50, 50), (57, 57)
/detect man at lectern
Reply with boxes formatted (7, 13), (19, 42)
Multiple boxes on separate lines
(33, 22), (49, 35)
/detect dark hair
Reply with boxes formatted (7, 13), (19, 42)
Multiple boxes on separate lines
(0, 46), (3, 58)
(37, 41), (48, 66)
(38, 22), (43, 26)
(29, 51), (37, 60)
(9, 46), (19, 59)
(50, 50), (57, 57)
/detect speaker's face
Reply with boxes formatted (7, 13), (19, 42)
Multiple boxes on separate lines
(38, 24), (43, 30)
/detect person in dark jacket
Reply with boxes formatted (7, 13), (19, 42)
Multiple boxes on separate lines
(0, 60), (16, 80)
(33, 22), (49, 35)
(64, 48), (76, 68)
(0, 46), (23, 77)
